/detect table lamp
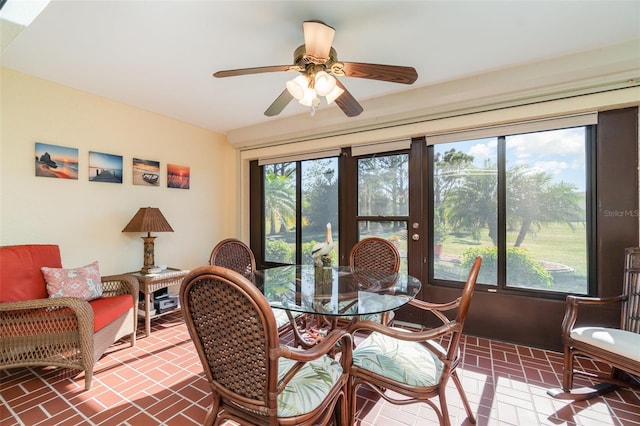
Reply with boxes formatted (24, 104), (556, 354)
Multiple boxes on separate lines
(122, 207), (174, 274)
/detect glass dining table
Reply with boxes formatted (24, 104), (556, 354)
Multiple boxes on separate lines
(254, 264), (422, 346)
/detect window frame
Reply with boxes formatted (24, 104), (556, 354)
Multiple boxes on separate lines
(427, 124), (597, 299)
(251, 155), (340, 268)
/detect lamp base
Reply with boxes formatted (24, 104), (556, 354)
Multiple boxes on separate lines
(141, 266), (162, 274)
(141, 235), (157, 274)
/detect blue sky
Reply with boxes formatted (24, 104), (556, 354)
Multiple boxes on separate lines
(438, 127), (586, 192)
(35, 142), (78, 163)
(89, 151), (123, 170)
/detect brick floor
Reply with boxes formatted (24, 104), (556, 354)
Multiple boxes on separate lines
(1, 312), (638, 425)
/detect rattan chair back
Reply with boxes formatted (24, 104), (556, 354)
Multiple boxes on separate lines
(209, 238), (256, 280)
(622, 247), (640, 333)
(350, 237), (400, 275)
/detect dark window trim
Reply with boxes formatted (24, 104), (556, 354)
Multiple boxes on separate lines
(428, 125), (596, 300)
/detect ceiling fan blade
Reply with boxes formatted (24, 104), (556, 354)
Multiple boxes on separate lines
(337, 62), (418, 84)
(264, 89), (294, 116)
(303, 20), (335, 59)
(214, 65), (292, 78)
(334, 79), (363, 117)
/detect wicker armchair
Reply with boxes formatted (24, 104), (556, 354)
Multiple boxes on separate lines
(349, 256), (482, 426)
(209, 238), (304, 336)
(548, 247), (640, 400)
(0, 244), (138, 390)
(180, 266), (352, 426)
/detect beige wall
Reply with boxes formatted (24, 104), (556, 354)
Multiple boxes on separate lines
(1, 68), (237, 274)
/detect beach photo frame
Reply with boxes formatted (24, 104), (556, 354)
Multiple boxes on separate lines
(132, 158), (160, 186)
(88, 151), (123, 183)
(35, 142), (79, 179)
(167, 163), (190, 189)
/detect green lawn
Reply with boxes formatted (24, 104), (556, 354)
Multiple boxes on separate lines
(440, 222), (588, 293)
(443, 222), (586, 275)
(267, 221), (588, 292)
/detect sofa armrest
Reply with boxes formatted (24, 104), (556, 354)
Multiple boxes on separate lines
(101, 274), (139, 298)
(0, 297), (94, 347)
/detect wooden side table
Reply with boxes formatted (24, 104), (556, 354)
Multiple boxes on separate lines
(125, 268), (189, 337)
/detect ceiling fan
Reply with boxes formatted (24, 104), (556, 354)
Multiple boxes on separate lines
(213, 20), (418, 118)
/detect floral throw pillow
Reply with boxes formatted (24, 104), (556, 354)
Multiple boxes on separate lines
(42, 261), (103, 301)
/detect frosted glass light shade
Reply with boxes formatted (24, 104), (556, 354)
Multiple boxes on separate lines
(286, 75), (309, 100)
(314, 71), (336, 96)
(325, 85), (344, 104)
(298, 87), (318, 107)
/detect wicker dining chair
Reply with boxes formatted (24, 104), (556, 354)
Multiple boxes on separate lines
(209, 238), (256, 280)
(209, 238), (303, 335)
(180, 266), (352, 426)
(350, 237), (401, 276)
(348, 237), (401, 325)
(349, 256), (482, 426)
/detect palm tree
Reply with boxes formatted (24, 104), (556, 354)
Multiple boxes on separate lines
(444, 163), (498, 244)
(506, 165), (582, 247)
(264, 170), (295, 235)
(442, 161), (582, 247)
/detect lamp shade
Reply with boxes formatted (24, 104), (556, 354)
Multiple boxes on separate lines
(122, 207), (174, 233)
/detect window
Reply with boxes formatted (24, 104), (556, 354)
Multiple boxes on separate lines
(262, 157), (339, 265)
(356, 153), (409, 273)
(431, 126), (591, 295)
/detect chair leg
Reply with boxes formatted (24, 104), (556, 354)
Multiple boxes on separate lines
(451, 371), (476, 424)
(437, 392), (451, 426)
(349, 378), (359, 425)
(339, 388), (350, 426)
(84, 371), (93, 391)
(547, 346), (620, 400)
(562, 346), (575, 392)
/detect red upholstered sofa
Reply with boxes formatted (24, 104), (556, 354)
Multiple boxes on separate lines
(0, 244), (138, 390)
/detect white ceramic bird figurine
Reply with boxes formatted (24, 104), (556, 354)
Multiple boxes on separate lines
(312, 223), (333, 265)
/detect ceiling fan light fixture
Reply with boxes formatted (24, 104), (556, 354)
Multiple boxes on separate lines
(324, 85), (344, 105)
(314, 71), (336, 96)
(298, 87), (319, 107)
(215, 19), (417, 119)
(286, 75), (309, 100)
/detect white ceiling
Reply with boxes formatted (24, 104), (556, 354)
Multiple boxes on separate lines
(1, 0), (639, 135)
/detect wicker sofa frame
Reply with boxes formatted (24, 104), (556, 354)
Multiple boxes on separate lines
(0, 244), (138, 390)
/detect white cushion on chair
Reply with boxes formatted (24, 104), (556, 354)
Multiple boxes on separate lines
(571, 327), (640, 362)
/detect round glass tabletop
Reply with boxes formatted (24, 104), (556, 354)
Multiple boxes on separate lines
(256, 264), (422, 317)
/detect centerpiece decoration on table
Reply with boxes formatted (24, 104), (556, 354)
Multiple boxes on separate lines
(312, 223), (333, 287)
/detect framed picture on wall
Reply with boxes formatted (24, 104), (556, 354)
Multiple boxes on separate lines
(167, 163), (190, 189)
(88, 151), (123, 183)
(132, 158), (160, 186)
(35, 142), (79, 179)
